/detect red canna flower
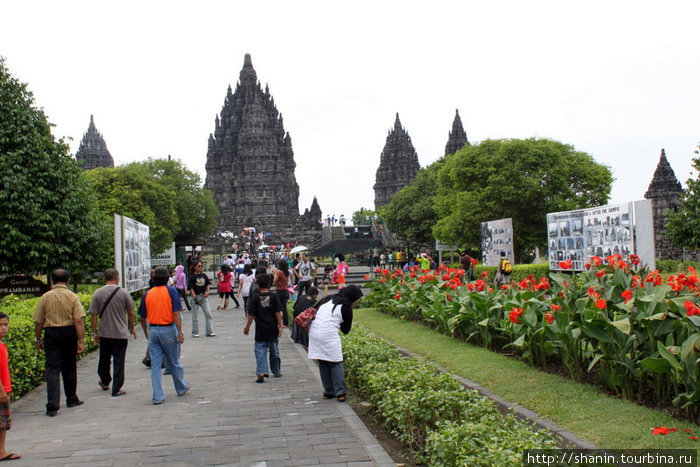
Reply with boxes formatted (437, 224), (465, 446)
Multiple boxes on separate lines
(509, 307), (524, 324)
(584, 263), (591, 270)
(691, 436), (698, 441)
(590, 256), (603, 266)
(446, 293), (452, 301)
(544, 311), (555, 324)
(685, 429), (692, 434)
(558, 259), (572, 270)
(481, 270), (489, 279)
(595, 298), (607, 310)
(596, 270), (606, 279)
(621, 289), (634, 304)
(394, 291), (401, 300)
(470, 258), (478, 265)
(684, 301), (700, 317)
(669, 428), (678, 432)
(363, 274), (370, 280)
(550, 304), (562, 312)
(587, 286), (600, 300)
(652, 426), (670, 435)
(645, 271), (663, 286)
(629, 254), (640, 266)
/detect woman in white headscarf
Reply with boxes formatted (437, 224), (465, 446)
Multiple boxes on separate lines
(307, 285), (363, 402)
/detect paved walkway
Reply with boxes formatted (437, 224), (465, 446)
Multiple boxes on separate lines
(9, 296), (394, 466)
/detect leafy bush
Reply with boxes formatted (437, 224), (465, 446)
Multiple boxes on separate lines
(0, 294), (97, 399)
(342, 327), (560, 463)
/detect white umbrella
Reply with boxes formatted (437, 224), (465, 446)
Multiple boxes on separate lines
(289, 245), (309, 254)
(257, 244), (270, 251)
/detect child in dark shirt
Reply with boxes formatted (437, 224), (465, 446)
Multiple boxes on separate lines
(243, 273), (283, 383)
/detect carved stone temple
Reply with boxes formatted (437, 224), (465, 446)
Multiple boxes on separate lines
(204, 54), (321, 240)
(644, 148), (698, 261)
(75, 115), (114, 170)
(373, 113), (421, 210)
(444, 109), (470, 156)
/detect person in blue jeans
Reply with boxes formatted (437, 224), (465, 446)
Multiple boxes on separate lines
(138, 267), (190, 404)
(243, 273), (283, 383)
(187, 260), (214, 337)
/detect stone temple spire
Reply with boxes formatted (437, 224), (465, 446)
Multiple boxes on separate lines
(645, 148), (682, 198)
(644, 148), (685, 260)
(444, 109), (470, 156)
(205, 54), (300, 234)
(75, 115), (114, 170)
(373, 113), (420, 210)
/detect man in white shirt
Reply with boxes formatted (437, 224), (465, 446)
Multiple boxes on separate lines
(294, 254), (317, 298)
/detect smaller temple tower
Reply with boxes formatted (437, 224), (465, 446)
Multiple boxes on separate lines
(75, 115), (114, 170)
(445, 109), (470, 156)
(373, 114), (421, 210)
(301, 196), (323, 229)
(644, 149), (684, 260)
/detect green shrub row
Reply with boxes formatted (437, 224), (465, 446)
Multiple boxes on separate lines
(0, 294), (97, 399)
(656, 259), (700, 274)
(342, 326), (559, 465)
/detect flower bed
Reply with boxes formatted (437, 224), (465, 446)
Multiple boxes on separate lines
(0, 294), (97, 399)
(342, 327), (560, 464)
(362, 256), (700, 420)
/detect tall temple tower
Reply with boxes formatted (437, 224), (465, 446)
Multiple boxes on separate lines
(444, 109), (470, 156)
(205, 54), (302, 234)
(75, 115), (114, 170)
(373, 113), (420, 210)
(644, 148), (686, 260)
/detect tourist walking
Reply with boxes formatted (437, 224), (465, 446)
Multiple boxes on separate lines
(237, 264), (256, 312)
(137, 266), (189, 405)
(273, 260), (291, 327)
(32, 269), (85, 417)
(291, 286), (319, 347)
(294, 253), (317, 298)
(243, 273), (283, 383)
(216, 265), (234, 310)
(334, 254), (348, 288)
(89, 268), (137, 397)
(307, 285), (363, 402)
(0, 312), (20, 460)
(188, 260), (214, 337)
(495, 251), (512, 285)
(174, 265), (191, 311)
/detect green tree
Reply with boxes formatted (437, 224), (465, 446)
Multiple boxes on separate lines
(433, 138), (613, 261)
(85, 158), (218, 257)
(352, 207), (376, 226)
(665, 150), (700, 249)
(379, 160), (443, 245)
(0, 58), (110, 275)
(140, 158), (218, 242)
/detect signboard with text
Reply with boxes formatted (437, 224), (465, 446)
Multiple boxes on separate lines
(481, 218), (515, 267)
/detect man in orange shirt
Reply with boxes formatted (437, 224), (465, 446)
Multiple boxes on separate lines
(138, 267), (189, 405)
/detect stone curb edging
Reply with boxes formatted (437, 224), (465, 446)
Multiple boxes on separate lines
(393, 345), (597, 450)
(291, 332), (397, 467)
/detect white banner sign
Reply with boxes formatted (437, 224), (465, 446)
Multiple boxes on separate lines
(114, 214), (151, 293)
(481, 218), (514, 267)
(151, 242), (176, 266)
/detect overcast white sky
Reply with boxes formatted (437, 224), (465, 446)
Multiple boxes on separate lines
(2, 1), (699, 225)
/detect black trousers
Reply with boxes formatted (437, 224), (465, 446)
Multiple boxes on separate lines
(297, 280), (312, 299)
(44, 326), (80, 411)
(97, 337), (128, 395)
(276, 289), (290, 326)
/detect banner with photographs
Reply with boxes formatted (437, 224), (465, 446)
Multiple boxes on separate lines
(547, 201), (654, 272)
(114, 214), (151, 293)
(481, 218), (515, 267)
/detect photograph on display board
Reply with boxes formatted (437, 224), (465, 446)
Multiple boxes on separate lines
(547, 202), (634, 271)
(481, 218), (515, 267)
(121, 216), (151, 293)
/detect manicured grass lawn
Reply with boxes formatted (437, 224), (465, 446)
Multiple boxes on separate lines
(355, 308), (700, 451)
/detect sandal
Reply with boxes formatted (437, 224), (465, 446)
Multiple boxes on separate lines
(255, 375), (265, 383)
(322, 394), (335, 399)
(112, 390), (126, 397)
(337, 395), (347, 402)
(98, 381), (109, 391)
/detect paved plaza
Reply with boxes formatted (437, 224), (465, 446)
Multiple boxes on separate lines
(9, 295), (394, 466)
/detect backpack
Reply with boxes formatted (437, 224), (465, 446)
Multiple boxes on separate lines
(501, 258), (513, 275)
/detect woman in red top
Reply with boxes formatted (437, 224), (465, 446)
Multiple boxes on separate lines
(216, 265), (234, 310)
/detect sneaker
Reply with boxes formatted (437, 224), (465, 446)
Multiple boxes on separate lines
(206, 332), (216, 337)
(178, 384), (191, 396)
(46, 410), (58, 417)
(67, 399), (84, 408)
(192, 334), (200, 338)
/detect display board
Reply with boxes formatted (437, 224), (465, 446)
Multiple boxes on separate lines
(547, 201), (655, 271)
(481, 218), (514, 267)
(114, 214), (151, 292)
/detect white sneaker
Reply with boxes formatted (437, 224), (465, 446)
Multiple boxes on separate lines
(206, 332), (216, 337)
(192, 334), (200, 338)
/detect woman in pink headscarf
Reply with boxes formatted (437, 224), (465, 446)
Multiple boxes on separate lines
(175, 264), (191, 311)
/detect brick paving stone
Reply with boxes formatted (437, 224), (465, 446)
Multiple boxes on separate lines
(8, 294), (395, 466)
